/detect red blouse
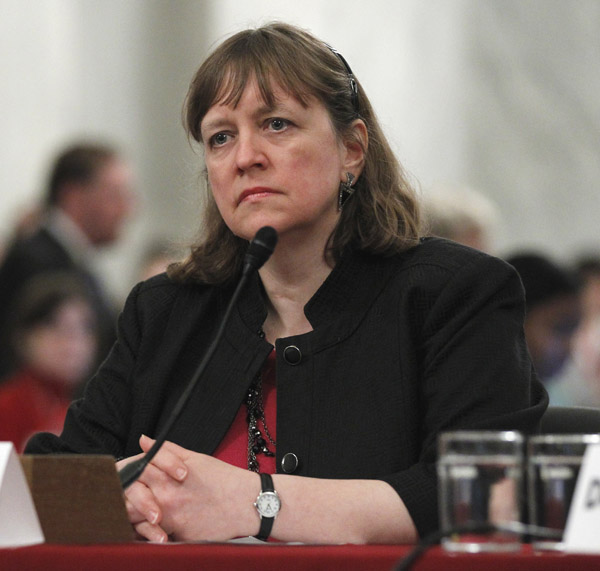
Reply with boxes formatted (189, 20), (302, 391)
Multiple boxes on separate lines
(213, 350), (277, 474)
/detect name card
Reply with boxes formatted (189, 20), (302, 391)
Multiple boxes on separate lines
(564, 443), (600, 553)
(0, 442), (44, 547)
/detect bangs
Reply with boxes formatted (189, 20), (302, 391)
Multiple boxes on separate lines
(214, 60), (312, 112)
(186, 28), (334, 142)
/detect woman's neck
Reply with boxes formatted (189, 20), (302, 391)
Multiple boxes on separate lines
(258, 236), (334, 343)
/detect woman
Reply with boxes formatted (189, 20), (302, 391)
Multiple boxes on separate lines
(0, 272), (97, 452)
(26, 23), (547, 544)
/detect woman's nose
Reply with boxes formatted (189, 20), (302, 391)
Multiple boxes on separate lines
(235, 132), (267, 172)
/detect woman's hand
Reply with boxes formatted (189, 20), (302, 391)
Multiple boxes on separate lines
(136, 435), (260, 542)
(116, 436), (189, 542)
(125, 435), (418, 544)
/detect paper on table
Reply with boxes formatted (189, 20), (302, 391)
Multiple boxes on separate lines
(563, 443), (600, 553)
(0, 442), (45, 547)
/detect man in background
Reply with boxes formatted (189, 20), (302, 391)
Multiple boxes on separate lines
(0, 142), (136, 378)
(506, 252), (581, 386)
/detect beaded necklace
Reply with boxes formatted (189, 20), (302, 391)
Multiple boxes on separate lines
(245, 373), (276, 472)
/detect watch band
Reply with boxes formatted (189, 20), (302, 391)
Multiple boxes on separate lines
(256, 473), (276, 541)
(260, 472), (274, 493)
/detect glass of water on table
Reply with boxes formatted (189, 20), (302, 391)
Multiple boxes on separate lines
(437, 430), (524, 553)
(527, 433), (600, 551)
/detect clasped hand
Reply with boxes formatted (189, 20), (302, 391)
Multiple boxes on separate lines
(117, 435), (259, 542)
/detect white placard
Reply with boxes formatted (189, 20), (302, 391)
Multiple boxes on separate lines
(0, 442), (45, 547)
(564, 443), (600, 553)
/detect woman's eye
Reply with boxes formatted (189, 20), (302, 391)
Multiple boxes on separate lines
(210, 132), (230, 147)
(268, 118), (289, 132)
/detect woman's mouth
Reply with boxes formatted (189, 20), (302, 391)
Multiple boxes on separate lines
(238, 187), (278, 204)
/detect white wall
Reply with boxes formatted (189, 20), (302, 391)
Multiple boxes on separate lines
(1, 0), (599, 302)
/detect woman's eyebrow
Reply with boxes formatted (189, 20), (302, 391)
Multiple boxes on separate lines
(252, 101), (295, 118)
(201, 117), (231, 134)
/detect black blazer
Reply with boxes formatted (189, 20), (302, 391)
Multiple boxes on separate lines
(26, 238), (548, 537)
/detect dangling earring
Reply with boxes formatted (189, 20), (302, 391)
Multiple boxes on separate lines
(338, 172), (356, 211)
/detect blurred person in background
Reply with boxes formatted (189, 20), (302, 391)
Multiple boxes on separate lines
(548, 255), (600, 407)
(0, 272), (98, 452)
(137, 241), (181, 282)
(506, 252), (581, 388)
(0, 142), (136, 378)
(422, 183), (501, 254)
(575, 257), (600, 325)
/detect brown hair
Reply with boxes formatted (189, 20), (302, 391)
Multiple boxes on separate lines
(9, 271), (96, 362)
(170, 22), (422, 284)
(46, 143), (118, 206)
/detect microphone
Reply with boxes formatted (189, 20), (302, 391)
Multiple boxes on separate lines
(242, 225), (278, 275)
(119, 226), (278, 489)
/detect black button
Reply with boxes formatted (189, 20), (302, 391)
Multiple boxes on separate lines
(283, 345), (302, 365)
(281, 453), (299, 473)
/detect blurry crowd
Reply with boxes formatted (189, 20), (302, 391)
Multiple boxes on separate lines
(0, 142), (178, 451)
(1, 143), (599, 452)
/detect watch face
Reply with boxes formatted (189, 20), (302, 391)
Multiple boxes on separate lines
(256, 491), (281, 518)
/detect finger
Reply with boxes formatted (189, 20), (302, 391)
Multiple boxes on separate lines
(115, 451), (145, 472)
(124, 480), (162, 526)
(125, 494), (160, 526)
(139, 435), (188, 482)
(135, 458), (172, 485)
(125, 497), (152, 526)
(141, 435), (190, 458)
(134, 520), (169, 543)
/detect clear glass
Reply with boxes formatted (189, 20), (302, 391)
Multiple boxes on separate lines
(527, 433), (600, 551)
(437, 430), (524, 553)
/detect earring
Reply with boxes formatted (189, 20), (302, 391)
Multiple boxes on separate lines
(338, 172), (356, 211)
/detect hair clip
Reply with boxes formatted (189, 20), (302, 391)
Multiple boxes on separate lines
(325, 44), (359, 115)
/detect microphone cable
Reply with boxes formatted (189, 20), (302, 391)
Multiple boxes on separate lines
(392, 521), (563, 571)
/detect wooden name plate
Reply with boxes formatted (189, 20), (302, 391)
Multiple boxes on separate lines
(20, 455), (133, 544)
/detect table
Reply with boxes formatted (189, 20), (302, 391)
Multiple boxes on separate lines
(1, 542), (598, 571)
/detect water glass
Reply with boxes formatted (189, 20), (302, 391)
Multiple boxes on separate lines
(527, 433), (600, 551)
(438, 430), (524, 552)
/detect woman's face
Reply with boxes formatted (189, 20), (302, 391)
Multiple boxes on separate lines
(200, 78), (361, 246)
(23, 299), (97, 386)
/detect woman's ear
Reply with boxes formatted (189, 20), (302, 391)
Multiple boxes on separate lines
(342, 119), (368, 179)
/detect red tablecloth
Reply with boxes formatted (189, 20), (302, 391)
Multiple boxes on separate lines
(1, 542), (598, 571)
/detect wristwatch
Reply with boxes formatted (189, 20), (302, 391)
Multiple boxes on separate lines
(254, 473), (281, 541)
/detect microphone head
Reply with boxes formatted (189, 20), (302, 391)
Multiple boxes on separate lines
(243, 226), (278, 274)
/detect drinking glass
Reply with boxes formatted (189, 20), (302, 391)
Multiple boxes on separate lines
(527, 433), (600, 551)
(438, 430), (524, 552)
